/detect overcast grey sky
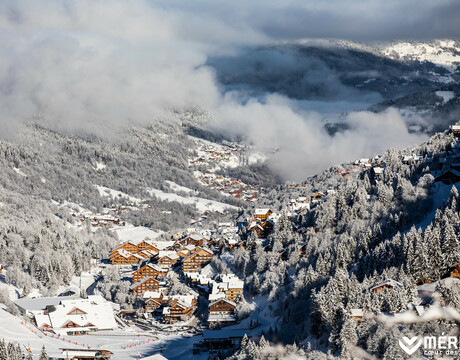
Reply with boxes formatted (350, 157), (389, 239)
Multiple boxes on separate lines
(0, 0), (455, 178)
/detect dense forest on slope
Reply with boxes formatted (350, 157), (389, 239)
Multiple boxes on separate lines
(225, 128), (460, 359)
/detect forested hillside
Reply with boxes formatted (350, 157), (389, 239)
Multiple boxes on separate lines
(225, 126), (460, 359)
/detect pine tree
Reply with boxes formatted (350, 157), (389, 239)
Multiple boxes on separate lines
(0, 339), (8, 360)
(39, 345), (47, 360)
(258, 335), (269, 349)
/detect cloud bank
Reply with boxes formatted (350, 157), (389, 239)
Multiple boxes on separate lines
(0, 0), (452, 178)
(215, 95), (427, 180)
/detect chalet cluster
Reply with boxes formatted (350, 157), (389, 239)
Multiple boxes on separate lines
(110, 239), (173, 265)
(196, 172), (259, 202)
(110, 233), (216, 324)
(69, 205), (137, 228)
(140, 288), (199, 323)
(207, 274), (244, 326)
(432, 129), (460, 184)
(247, 209), (275, 239)
(189, 139), (259, 202)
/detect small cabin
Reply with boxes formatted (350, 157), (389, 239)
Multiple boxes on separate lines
(253, 209), (272, 221)
(450, 264), (460, 278)
(450, 125), (460, 137)
(370, 279), (402, 293)
(350, 308), (364, 321)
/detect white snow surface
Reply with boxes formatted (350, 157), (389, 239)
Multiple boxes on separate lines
(382, 40), (460, 71)
(13, 168), (27, 177)
(165, 181), (197, 195)
(94, 185), (142, 204)
(114, 224), (164, 243)
(435, 91), (455, 103)
(146, 188), (238, 213)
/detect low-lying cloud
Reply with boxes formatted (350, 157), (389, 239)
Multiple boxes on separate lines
(216, 95), (427, 180)
(0, 0), (453, 178)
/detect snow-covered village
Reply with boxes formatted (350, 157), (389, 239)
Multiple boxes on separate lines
(1, 1), (460, 360)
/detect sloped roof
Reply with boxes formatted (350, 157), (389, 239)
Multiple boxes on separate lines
(130, 276), (159, 290)
(255, 208), (271, 215)
(44, 295), (117, 331)
(370, 279), (402, 291)
(209, 298), (236, 308)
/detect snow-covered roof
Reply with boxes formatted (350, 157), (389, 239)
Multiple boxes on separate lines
(143, 291), (162, 299)
(255, 208), (271, 215)
(117, 249), (133, 259)
(183, 247), (213, 261)
(203, 329), (250, 340)
(171, 295), (195, 308)
(350, 308), (364, 317)
(370, 279), (403, 291)
(42, 295), (117, 332)
(130, 276), (158, 290)
(153, 240), (175, 250)
(157, 251), (179, 260)
(221, 274), (244, 289)
(209, 298), (236, 307)
(15, 296), (75, 313)
(146, 263), (168, 272)
(187, 233), (203, 241)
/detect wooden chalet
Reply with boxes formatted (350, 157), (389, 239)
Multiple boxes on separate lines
(224, 286), (243, 303)
(450, 264), (460, 278)
(182, 247), (213, 273)
(180, 234), (205, 247)
(144, 298), (162, 312)
(130, 277), (160, 297)
(370, 279), (402, 293)
(254, 209), (272, 221)
(162, 299), (193, 323)
(109, 240), (159, 265)
(176, 245), (196, 258)
(156, 251), (179, 267)
(208, 298), (236, 326)
(133, 264), (168, 283)
(247, 220), (274, 239)
(110, 242), (138, 259)
(350, 308), (364, 321)
(110, 249), (145, 265)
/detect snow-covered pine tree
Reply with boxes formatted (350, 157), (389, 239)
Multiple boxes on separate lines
(39, 345), (47, 360)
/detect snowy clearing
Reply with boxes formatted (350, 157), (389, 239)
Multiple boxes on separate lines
(146, 188), (238, 213)
(165, 181), (197, 195)
(435, 90), (455, 103)
(94, 185), (142, 204)
(114, 225), (164, 243)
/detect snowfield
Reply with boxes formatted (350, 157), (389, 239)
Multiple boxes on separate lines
(382, 40), (460, 71)
(146, 188), (238, 213)
(435, 91), (455, 103)
(114, 225), (164, 243)
(94, 185), (143, 204)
